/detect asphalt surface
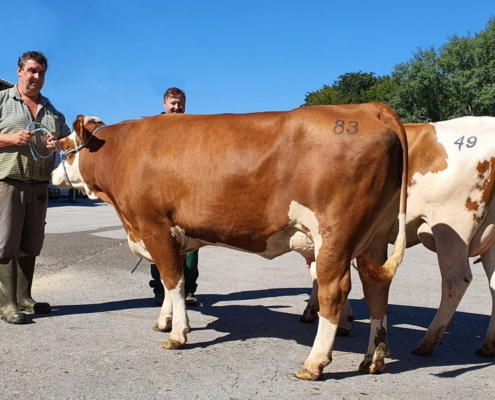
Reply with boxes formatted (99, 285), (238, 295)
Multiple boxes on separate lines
(1, 195), (494, 399)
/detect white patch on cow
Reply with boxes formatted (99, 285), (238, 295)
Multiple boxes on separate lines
(156, 276), (190, 336)
(170, 225), (204, 253)
(305, 315), (337, 366)
(51, 118), (103, 200)
(285, 201), (320, 259)
(366, 316), (388, 357)
(309, 260), (317, 280)
(127, 237), (153, 261)
(51, 141), (98, 199)
(287, 201), (321, 247)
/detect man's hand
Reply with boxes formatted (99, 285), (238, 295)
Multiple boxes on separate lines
(46, 135), (67, 152)
(11, 130), (34, 146)
(46, 134), (59, 152)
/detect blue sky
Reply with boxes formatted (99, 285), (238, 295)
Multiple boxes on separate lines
(1, 1), (494, 125)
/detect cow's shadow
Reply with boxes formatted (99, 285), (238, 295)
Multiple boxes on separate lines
(32, 287), (494, 379)
(187, 290), (494, 379)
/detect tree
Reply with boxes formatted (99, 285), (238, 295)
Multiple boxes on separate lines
(389, 47), (450, 122)
(302, 72), (382, 106)
(301, 17), (495, 122)
(302, 85), (346, 106)
(438, 18), (495, 117)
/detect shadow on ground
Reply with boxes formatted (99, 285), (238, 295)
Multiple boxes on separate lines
(30, 287), (494, 379)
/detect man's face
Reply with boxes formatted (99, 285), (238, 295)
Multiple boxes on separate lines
(163, 95), (185, 113)
(17, 59), (46, 94)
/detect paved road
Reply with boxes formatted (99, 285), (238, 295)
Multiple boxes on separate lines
(1, 196), (494, 399)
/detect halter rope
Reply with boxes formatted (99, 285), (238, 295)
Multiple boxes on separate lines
(27, 121), (56, 161)
(58, 124), (105, 187)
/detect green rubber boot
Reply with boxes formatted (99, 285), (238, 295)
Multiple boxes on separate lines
(17, 256), (51, 314)
(0, 258), (27, 324)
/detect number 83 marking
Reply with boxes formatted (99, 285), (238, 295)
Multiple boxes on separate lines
(333, 120), (359, 135)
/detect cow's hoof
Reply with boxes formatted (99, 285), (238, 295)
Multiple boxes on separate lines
(475, 347), (495, 357)
(162, 339), (185, 350)
(299, 305), (318, 324)
(299, 312), (318, 324)
(412, 347), (433, 357)
(336, 327), (351, 336)
(359, 347), (387, 375)
(359, 358), (385, 374)
(152, 322), (172, 332)
(295, 366), (321, 381)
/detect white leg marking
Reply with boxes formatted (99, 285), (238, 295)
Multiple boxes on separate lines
(305, 316), (338, 369)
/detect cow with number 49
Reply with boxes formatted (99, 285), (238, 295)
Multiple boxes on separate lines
(51, 102), (408, 381)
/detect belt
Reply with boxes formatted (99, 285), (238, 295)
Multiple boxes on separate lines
(24, 180), (49, 184)
(0, 178), (49, 184)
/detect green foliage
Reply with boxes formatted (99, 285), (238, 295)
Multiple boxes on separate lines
(303, 85), (346, 106)
(302, 17), (495, 123)
(389, 47), (450, 122)
(302, 72), (383, 106)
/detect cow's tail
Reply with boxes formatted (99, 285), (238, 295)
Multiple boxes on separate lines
(359, 103), (408, 285)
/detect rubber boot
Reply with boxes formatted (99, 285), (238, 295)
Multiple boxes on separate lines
(17, 256), (51, 314)
(0, 258), (27, 324)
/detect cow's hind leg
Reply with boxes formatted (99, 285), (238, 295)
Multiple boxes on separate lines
(359, 273), (391, 374)
(296, 246), (352, 381)
(477, 247), (495, 356)
(413, 240), (471, 356)
(355, 237), (391, 374)
(300, 262), (354, 335)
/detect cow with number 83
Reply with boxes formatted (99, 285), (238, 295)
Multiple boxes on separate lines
(303, 116), (495, 361)
(51, 103), (408, 380)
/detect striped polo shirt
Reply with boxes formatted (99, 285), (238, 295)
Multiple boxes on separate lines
(0, 86), (71, 182)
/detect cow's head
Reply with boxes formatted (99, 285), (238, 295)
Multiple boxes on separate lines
(51, 115), (104, 200)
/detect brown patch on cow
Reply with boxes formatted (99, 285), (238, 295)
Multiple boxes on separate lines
(465, 197), (479, 212)
(61, 137), (77, 164)
(405, 124), (448, 187)
(466, 158), (495, 222)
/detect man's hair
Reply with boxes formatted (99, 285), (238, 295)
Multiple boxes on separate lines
(18, 51), (48, 70)
(164, 87), (186, 102)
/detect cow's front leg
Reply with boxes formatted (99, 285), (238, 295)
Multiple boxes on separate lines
(153, 283), (175, 332)
(160, 275), (191, 349)
(296, 255), (351, 380)
(147, 239), (191, 349)
(359, 279), (391, 374)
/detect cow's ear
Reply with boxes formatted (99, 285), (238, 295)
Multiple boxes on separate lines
(73, 115), (91, 143)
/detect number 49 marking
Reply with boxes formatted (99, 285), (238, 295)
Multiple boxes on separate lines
(454, 136), (477, 151)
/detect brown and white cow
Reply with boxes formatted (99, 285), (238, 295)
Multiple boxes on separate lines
(303, 116), (495, 361)
(51, 103), (408, 380)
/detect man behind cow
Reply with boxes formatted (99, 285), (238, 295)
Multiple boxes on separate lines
(0, 51), (70, 323)
(149, 87), (200, 307)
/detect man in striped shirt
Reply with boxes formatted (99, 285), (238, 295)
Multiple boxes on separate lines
(0, 51), (70, 324)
